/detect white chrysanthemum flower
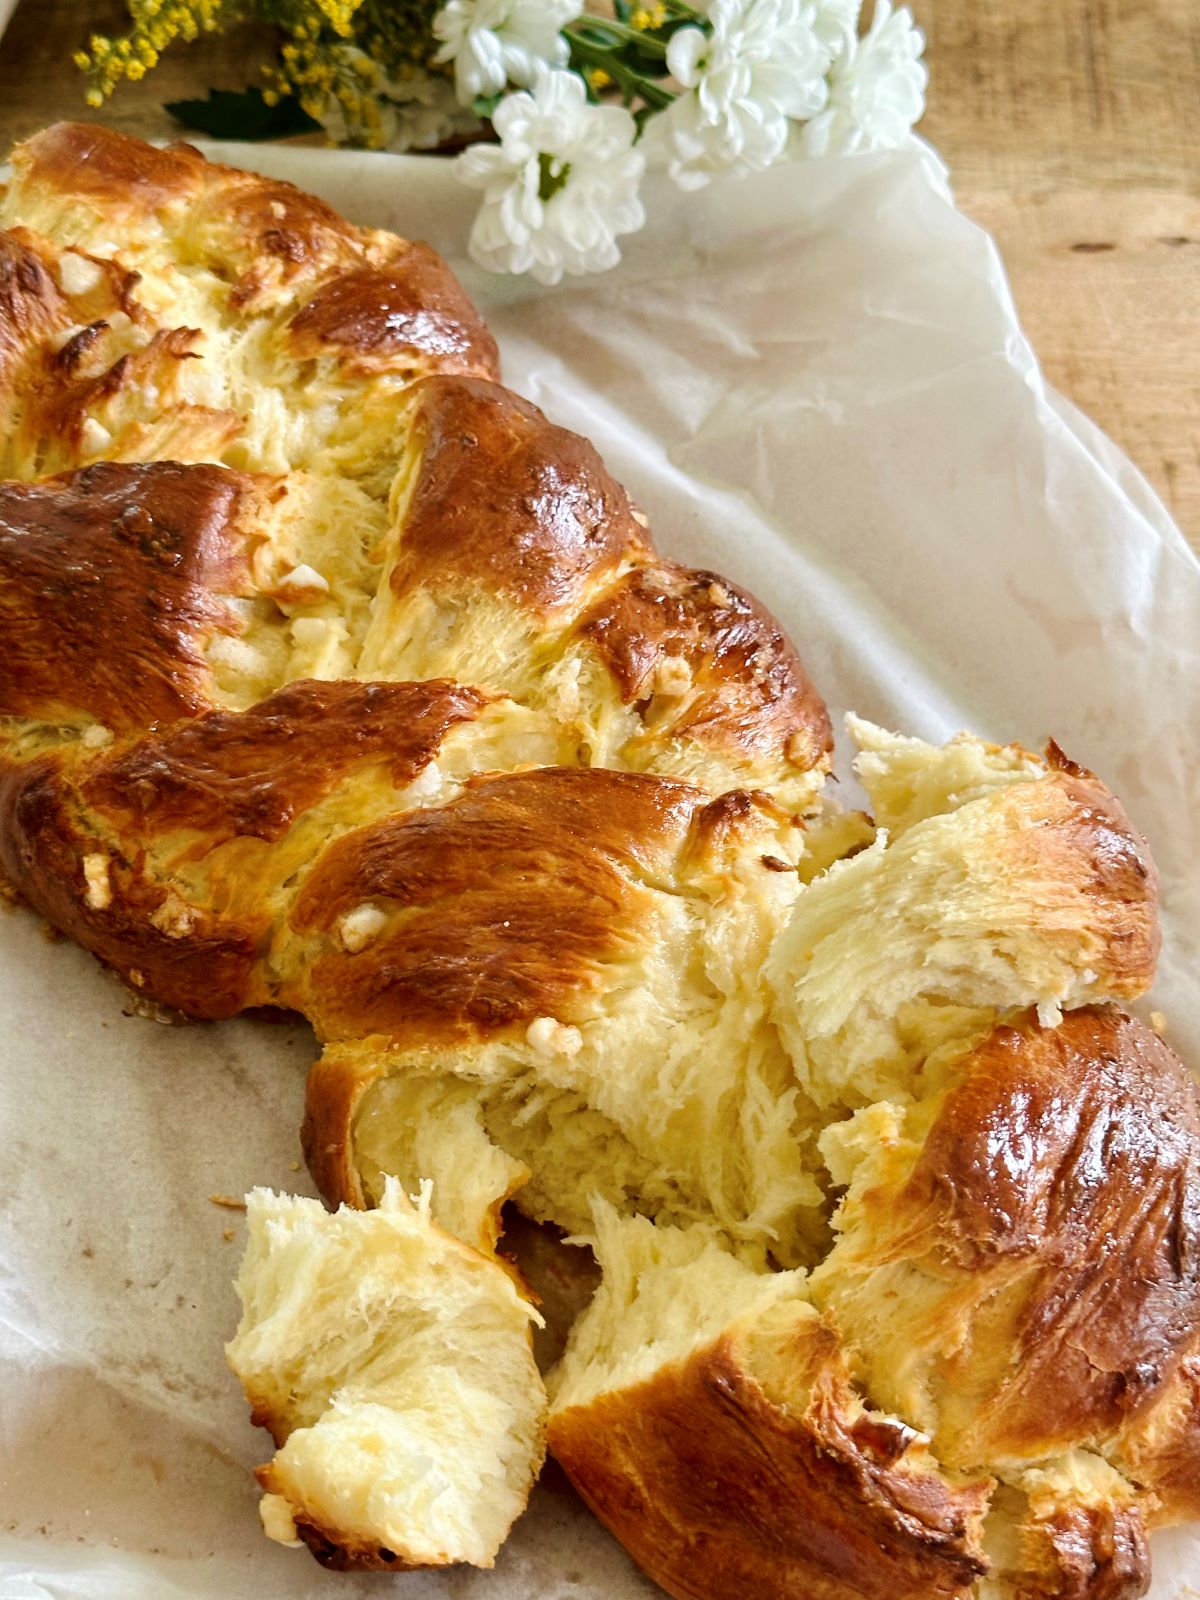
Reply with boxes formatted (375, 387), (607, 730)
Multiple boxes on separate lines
(645, 0), (833, 191)
(799, 0), (926, 155)
(433, 0), (582, 104)
(812, 0), (861, 58)
(383, 69), (482, 151)
(456, 67), (645, 285)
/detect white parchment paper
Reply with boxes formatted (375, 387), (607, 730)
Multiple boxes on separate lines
(1, 145), (1197, 1598)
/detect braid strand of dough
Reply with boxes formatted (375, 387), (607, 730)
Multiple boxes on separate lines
(0, 125), (1197, 1597)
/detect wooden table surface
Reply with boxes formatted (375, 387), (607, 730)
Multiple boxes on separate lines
(1, 0), (1196, 549)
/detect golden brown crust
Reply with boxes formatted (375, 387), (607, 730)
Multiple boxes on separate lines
(1036, 758), (1160, 998)
(579, 559), (833, 772)
(0, 679), (494, 1018)
(11, 121), (493, 363)
(1010, 1500), (1150, 1600)
(827, 1009), (1200, 1468)
(13, 124), (361, 312)
(288, 766), (712, 1042)
(254, 1464), (429, 1574)
(392, 375), (647, 616)
(0, 228), (69, 391)
(549, 1316), (991, 1600)
(0, 461), (259, 729)
(35, 326), (243, 473)
(301, 1047), (381, 1210)
(83, 678), (491, 844)
(0, 222), (241, 478)
(4, 123), (498, 452)
(287, 250), (500, 380)
(1117, 1340), (1200, 1523)
(0, 755), (265, 1017)
(12, 123), (209, 216)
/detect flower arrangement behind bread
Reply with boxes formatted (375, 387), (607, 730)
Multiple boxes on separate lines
(77, 0), (926, 284)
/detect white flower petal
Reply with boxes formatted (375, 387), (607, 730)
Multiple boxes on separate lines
(456, 144), (511, 185)
(657, 0), (838, 185)
(454, 69), (644, 283)
(812, 0), (859, 56)
(667, 26), (710, 88)
(809, 0), (926, 154)
(434, 0), (583, 105)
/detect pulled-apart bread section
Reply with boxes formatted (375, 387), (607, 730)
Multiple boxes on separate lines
(297, 727), (1160, 1275)
(227, 1182), (546, 1572)
(298, 771), (826, 1266)
(767, 720), (1158, 1111)
(542, 1004), (1198, 1600)
(548, 1205), (992, 1600)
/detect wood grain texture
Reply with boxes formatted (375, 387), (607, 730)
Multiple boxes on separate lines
(919, 0), (1200, 545)
(0, 0), (1196, 545)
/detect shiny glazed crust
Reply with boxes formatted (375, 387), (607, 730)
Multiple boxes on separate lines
(549, 1315), (993, 1600)
(0, 122), (1196, 1598)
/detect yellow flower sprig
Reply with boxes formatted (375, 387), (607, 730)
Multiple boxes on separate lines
(76, 0), (243, 105)
(74, 0), (695, 147)
(77, 0), (448, 148)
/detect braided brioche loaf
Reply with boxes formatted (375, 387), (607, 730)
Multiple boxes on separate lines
(0, 123), (1197, 1598)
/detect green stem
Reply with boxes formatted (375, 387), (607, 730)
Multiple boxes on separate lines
(568, 17), (671, 57)
(567, 32), (676, 109)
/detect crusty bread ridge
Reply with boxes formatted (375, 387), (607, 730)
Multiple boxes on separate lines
(0, 122), (1197, 1598)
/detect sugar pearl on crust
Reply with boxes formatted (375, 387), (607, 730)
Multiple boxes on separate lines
(82, 852), (112, 910)
(526, 1017), (583, 1058)
(338, 903), (389, 953)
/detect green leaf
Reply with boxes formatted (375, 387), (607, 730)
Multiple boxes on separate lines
(472, 91), (505, 118)
(163, 87), (321, 141)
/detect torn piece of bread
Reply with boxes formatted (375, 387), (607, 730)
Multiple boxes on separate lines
(226, 1181), (546, 1571)
(847, 715), (1048, 836)
(296, 774), (829, 1269)
(547, 1204), (992, 1600)
(767, 728), (1158, 1110)
(305, 1060), (531, 1257)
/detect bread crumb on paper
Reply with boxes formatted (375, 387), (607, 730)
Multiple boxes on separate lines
(210, 1193), (248, 1211)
